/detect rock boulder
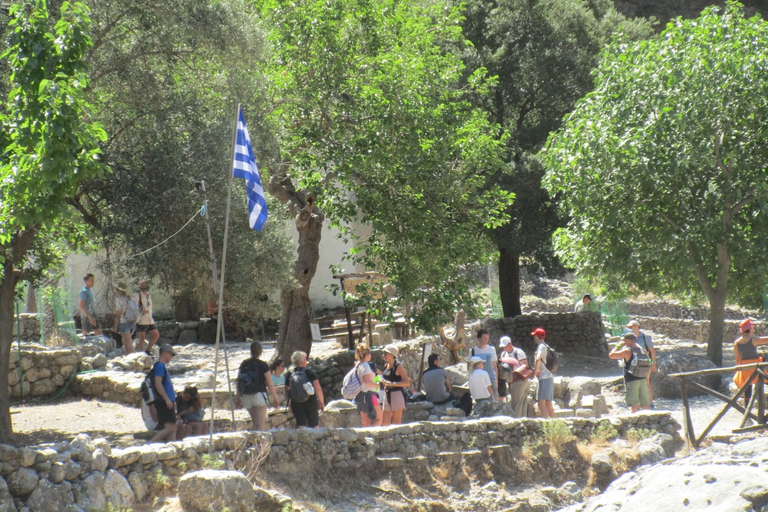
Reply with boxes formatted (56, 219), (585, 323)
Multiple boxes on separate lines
(178, 470), (256, 512)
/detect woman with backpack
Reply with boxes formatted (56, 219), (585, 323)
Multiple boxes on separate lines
(381, 345), (411, 426)
(113, 281), (138, 354)
(285, 351), (324, 428)
(353, 344), (382, 427)
(236, 342), (279, 431)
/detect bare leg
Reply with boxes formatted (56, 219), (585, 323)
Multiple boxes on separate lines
(122, 332), (135, 354)
(150, 422), (177, 443)
(382, 410), (393, 427)
(391, 409), (403, 425)
(371, 404), (383, 427)
(148, 329), (160, 352)
(137, 331), (147, 352)
(248, 406), (268, 431)
(360, 412), (371, 427)
(646, 373), (654, 404)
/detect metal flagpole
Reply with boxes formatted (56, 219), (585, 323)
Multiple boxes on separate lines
(199, 180), (236, 428)
(208, 102), (241, 451)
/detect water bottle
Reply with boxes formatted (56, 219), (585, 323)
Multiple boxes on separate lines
(303, 381), (315, 395)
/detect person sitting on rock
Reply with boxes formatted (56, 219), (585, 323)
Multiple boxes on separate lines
(422, 353), (457, 405)
(150, 344), (179, 442)
(468, 356), (492, 407)
(177, 385), (208, 436)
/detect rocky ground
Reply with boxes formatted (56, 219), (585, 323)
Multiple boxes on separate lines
(9, 329), (759, 512)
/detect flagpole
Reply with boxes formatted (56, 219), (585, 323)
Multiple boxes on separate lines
(208, 101), (241, 451)
(199, 180), (236, 431)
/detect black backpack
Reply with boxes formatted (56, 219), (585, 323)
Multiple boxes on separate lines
(289, 368), (311, 403)
(237, 359), (262, 395)
(140, 362), (167, 405)
(544, 344), (559, 373)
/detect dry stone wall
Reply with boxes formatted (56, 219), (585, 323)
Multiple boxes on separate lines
(0, 412), (679, 510)
(476, 312), (607, 357)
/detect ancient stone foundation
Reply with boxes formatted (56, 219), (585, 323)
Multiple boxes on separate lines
(0, 412), (680, 511)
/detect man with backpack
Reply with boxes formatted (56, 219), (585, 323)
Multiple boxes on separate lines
(609, 332), (652, 412)
(150, 344), (178, 442)
(532, 327), (555, 418)
(625, 319), (657, 408)
(499, 336), (532, 417)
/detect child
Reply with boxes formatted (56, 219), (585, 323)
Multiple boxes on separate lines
(177, 386), (209, 436)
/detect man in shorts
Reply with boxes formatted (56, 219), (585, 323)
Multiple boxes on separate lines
(136, 280), (161, 355)
(78, 273), (101, 335)
(532, 327), (555, 418)
(610, 332), (651, 412)
(625, 319), (657, 407)
(150, 345), (178, 442)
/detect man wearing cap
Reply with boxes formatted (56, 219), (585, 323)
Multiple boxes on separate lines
(626, 320), (656, 406)
(532, 327), (555, 418)
(574, 294), (592, 312)
(151, 344), (179, 442)
(136, 280), (160, 355)
(499, 336), (531, 417)
(609, 332), (651, 412)
(468, 356), (493, 404)
(471, 329), (499, 400)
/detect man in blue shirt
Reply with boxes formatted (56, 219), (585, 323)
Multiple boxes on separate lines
(78, 273), (102, 335)
(150, 345), (178, 442)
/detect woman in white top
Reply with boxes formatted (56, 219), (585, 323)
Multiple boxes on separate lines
(354, 344), (382, 427)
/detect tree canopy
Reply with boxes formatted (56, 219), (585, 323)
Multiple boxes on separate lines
(259, 0), (514, 334)
(0, 0), (106, 441)
(458, 0), (654, 317)
(543, 2), (768, 365)
(75, 0), (295, 326)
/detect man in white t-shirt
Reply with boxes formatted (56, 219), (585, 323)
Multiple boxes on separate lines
(532, 327), (555, 418)
(471, 329), (498, 400)
(468, 356), (492, 403)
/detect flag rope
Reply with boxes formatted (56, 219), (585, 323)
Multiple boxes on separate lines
(126, 207), (201, 258)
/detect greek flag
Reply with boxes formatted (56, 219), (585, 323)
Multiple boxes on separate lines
(233, 106), (268, 231)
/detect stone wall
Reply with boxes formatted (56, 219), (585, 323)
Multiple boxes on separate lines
(11, 314), (40, 342)
(6, 346), (81, 399)
(631, 316), (764, 345)
(0, 412), (680, 510)
(477, 312), (607, 357)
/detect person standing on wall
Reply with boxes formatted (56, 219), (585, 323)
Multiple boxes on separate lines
(625, 320), (657, 407)
(136, 279), (160, 355)
(113, 281), (137, 354)
(78, 273), (102, 335)
(532, 327), (555, 418)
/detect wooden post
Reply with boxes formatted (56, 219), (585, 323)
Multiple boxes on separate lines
(758, 372), (765, 425)
(679, 379), (696, 450)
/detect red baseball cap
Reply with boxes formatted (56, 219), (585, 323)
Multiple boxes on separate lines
(740, 318), (754, 333)
(530, 327), (546, 338)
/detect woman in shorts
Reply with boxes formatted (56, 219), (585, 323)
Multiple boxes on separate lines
(381, 344), (411, 426)
(354, 344), (382, 427)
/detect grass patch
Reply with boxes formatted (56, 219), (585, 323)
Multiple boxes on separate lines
(625, 427), (656, 444)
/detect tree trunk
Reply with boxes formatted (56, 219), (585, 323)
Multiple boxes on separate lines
(0, 264), (18, 442)
(498, 247), (522, 318)
(706, 287), (727, 367)
(25, 285), (36, 313)
(273, 192), (324, 362)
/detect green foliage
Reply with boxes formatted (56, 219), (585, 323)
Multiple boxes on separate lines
(542, 419), (576, 445)
(459, 0), (655, 315)
(591, 422), (619, 444)
(625, 427), (656, 443)
(544, 2), (768, 362)
(258, 0), (513, 331)
(201, 453), (226, 470)
(147, 468), (171, 491)
(0, 0), (105, 271)
(73, 0), (295, 324)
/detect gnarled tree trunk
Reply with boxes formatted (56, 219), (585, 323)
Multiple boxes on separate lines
(269, 173), (324, 362)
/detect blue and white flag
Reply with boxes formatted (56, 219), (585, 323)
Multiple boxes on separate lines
(233, 106), (268, 231)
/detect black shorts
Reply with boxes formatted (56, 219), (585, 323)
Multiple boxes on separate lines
(136, 323), (157, 333)
(498, 379), (508, 397)
(155, 400), (176, 427)
(290, 395), (319, 427)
